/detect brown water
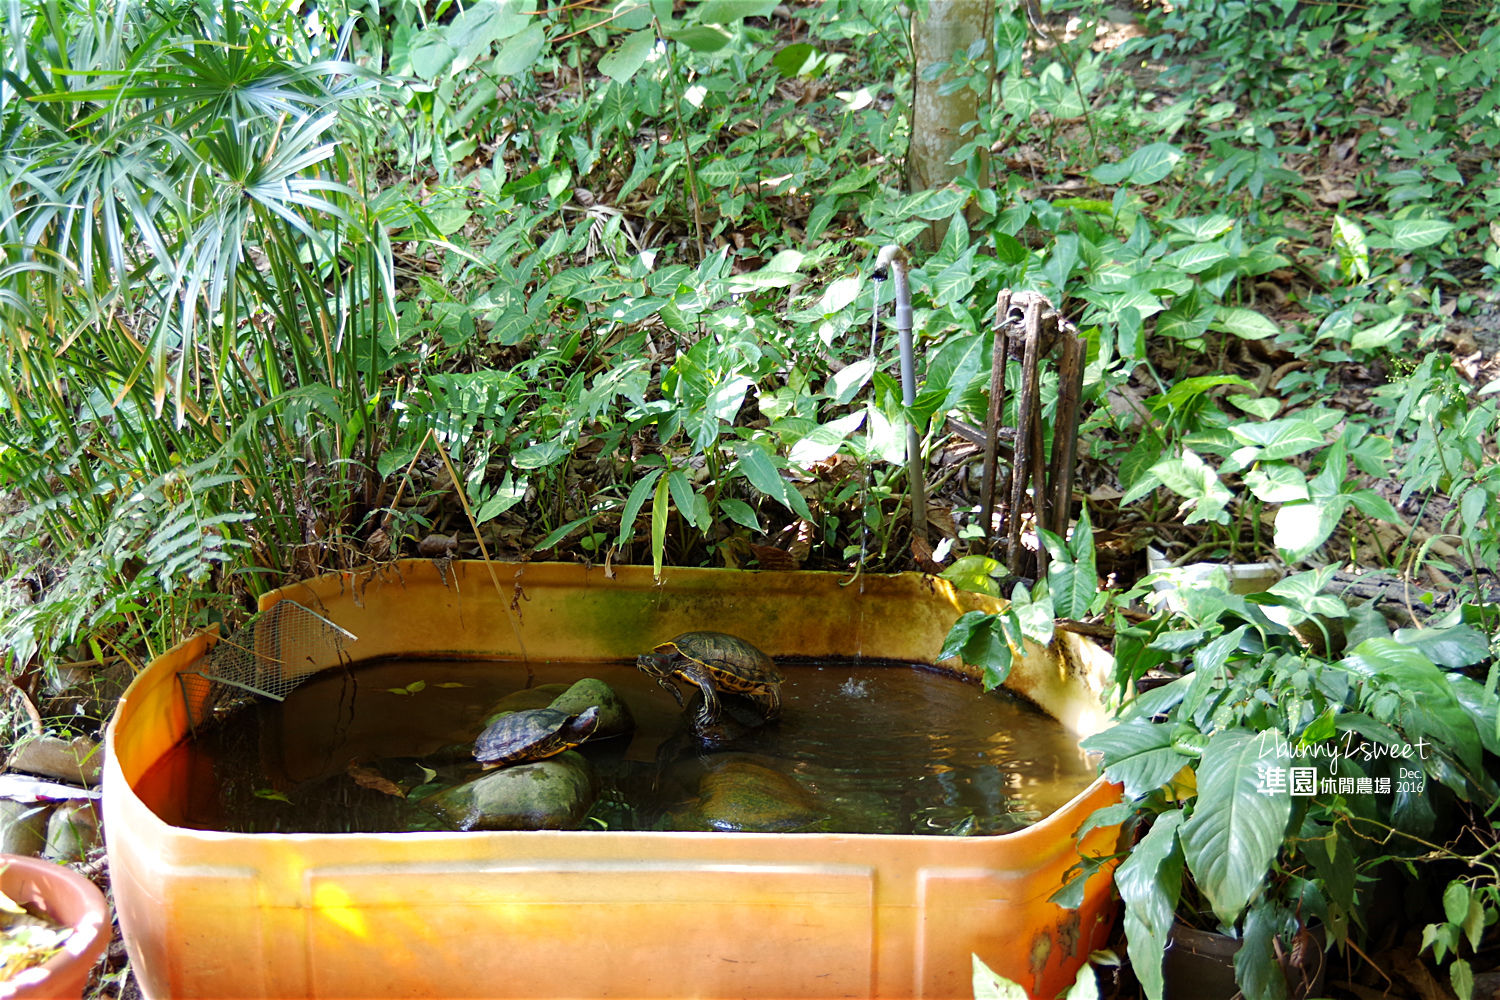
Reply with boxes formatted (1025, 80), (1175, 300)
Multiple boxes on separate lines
(137, 658), (1099, 836)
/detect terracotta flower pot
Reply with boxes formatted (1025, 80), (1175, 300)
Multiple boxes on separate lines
(0, 854), (110, 999)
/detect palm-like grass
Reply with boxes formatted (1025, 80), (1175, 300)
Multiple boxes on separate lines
(0, 0), (400, 667)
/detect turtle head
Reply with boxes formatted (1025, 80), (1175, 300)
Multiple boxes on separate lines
(569, 704), (602, 739)
(635, 650), (672, 677)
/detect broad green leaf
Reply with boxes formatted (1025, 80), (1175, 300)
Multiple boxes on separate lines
(1235, 901), (1290, 1000)
(1345, 488), (1402, 523)
(917, 331), (986, 424)
(697, 0), (778, 22)
(1179, 729), (1292, 926)
(930, 253), (977, 307)
(1275, 499), (1344, 562)
(667, 469), (708, 530)
(939, 610), (990, 661)
(491, 22), (546, 75)
(669, 24), (732, 51)
(940, 555), (1005, 597)
(1229, 417), (1325, 462)
(1164, 213), (1236, 242)
(1385, 217), (1455, 250)
(1041, 506), (1097, 619)
(1350, 315), (1408, 351)
(1333, 215), (1371, 281)
(718, 497), (761, 532)
(773, 42), (817, 77)
(477, 485), (525, 524)
(1342, 639), (1483, 775)
(788, 410), (864, 465)
(939, 611), (1013, 686)
(820, 275), (863, 314)
(1245, 464), (1309, 503)
(616, 468), (663, 545)
(1151, 375), (1256, 413)
(1090, 142), (1184, 186)
(971, 956), (1029, 1000)
(452, 0), (533, 65)
(1265, 568), (1349, 620)
(534, 514), (593, 550)
(1449, 675), (1500, 756)
(410, 33), (457, 77)
(511, 441), (568, 469)
(888, 187), (969, 221)
(993, 232), (1027, 266)
(1211, 306), (1280, 340)
(732, 441), (812, 519)
(1081, 723), (1187, 798)
(598, 29), (656, 82)
(1228, 394), (1280, 419)
(1393, 624), (1490, 668)
(705, 375), (752, 428)
(1161, 242), (1231, 273)
(1116, 810), (1186, 1000)
(1151, 450), (1233, 525)
(829, 358), (875, 405)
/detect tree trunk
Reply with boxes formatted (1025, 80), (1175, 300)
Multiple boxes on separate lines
(908, 0), (993, 247)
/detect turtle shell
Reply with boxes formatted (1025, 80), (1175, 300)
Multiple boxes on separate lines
(473, 705), (600, 768)
(653, 631), (783, 695)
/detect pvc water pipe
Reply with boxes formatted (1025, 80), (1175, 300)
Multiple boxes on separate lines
(871, 245), (927, 543)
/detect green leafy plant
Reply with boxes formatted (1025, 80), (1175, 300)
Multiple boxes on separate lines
(1079, 573), (1497, 999)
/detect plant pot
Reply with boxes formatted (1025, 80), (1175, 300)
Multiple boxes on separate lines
(0, 854), (111, 1000)
(106, 560), (1124, 1000)
(1145, 546), (1282, 614)
(1162, 920), (1325, 1000)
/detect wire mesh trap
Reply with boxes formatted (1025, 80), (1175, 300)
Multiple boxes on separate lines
(178, 600), (356, 733)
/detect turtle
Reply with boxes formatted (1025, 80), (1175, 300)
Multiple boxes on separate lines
(636, 631), (783, 727)
(472, 705), (601, 769)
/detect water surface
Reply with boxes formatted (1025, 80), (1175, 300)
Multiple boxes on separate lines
(138, 658), (1098, 836)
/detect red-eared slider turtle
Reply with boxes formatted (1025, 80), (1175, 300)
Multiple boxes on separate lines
(473, 705), (601, 769)
(636, 631), (783, 726)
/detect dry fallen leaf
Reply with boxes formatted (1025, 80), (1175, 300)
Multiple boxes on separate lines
(347, 763), (405, 799)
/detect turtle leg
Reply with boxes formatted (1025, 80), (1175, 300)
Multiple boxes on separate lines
(753, 684), (782, 721)
(680, 663), (723, 726)
(654, 675), (686, 709)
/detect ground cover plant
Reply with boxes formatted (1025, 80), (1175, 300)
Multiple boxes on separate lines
(1, 0), (1497, 996)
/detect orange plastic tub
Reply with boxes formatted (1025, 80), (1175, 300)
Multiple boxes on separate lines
(104, 561), (1121, 999)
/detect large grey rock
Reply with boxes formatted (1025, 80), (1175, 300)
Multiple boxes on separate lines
(547, 678), (634, 740)
(424, 751), (598, 831)
(7, 735), (103, 787)
(694, 759), (821, 833)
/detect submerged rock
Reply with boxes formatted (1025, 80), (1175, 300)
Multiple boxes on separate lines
(423, 751), (598, 831)
(546, 678), (634, 741)
(695, 759), (822, 833)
